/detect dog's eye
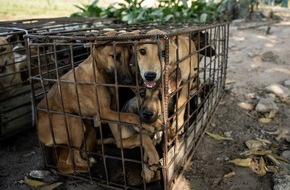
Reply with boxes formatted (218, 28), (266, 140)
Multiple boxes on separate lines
(139, 49), (146, 55)
(161, 50), (166, 57)
(111, 53), (121, 60)
(116, 53), (121, 60)
(139, 88), (146, 98)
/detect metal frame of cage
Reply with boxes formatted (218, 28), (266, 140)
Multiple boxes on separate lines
(0, 17), (117, 140)
(26, 22), (229, 190)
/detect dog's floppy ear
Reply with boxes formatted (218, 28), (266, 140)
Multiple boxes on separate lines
(170, 35), (178, 50)
(168, 67), (181, 94)
(126, 30), (140, 35)
(91, 31), (117, 53)
(191, 31), (216, 57)
(146, 29), (165, 35)
(104, 30), (117, 36)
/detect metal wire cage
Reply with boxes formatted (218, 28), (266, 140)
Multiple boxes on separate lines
(26, 22), (229, 190)
(0, 17), (115, 140)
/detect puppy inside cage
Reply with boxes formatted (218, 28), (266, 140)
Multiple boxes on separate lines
(28, 22), (228, 190)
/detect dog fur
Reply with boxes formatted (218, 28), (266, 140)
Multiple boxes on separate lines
(37, 31), (162, 174)
(98, 68), (181, 182)
(135, 29), (199, 135)
(135, 29), (216, 135)
(0, 37), (21, 90)
(191, 31), (216, 61)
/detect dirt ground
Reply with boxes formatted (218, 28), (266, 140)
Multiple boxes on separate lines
(1, 16), (290, 190)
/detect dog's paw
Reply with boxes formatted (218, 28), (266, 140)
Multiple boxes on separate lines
(141, 164), (155, 183)
(154, 118), (163, 130)
(147, 151), (159, 166)
(172, 117), (185, 135)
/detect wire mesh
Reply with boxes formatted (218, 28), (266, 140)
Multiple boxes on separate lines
(26, 22), (229, 190)
(0, 17), (116, 139)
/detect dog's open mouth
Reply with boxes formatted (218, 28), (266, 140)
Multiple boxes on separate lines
(144, 80), (156, 88)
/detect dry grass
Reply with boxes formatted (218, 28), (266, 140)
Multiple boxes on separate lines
(0, 0), (106, 21)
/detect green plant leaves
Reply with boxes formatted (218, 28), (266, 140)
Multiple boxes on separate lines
(71, 0), (225, 24)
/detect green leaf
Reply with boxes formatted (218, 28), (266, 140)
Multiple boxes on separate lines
(164, 14), (174, 22)
(74, 4), (86, 12)
(200, 13), (208, 23)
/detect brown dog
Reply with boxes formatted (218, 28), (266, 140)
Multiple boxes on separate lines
(99, 68), (181, 182)
(0, 37), (21, 90)
(135, 29), (198, 135)
(37, 31), (162, 174)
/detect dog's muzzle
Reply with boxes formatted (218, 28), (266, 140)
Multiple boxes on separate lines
(139, 109), (158, 124)
(144, 71), (157, 88)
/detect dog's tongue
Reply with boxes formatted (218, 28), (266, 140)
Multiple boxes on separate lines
(144, 80), (156, 88)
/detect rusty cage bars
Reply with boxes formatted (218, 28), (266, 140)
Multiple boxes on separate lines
(26, 22), (229, 190)
(0, 17), (116, 140)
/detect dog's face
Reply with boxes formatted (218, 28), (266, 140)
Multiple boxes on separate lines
(138, 87), (162, 123)
(191, 31), (216, 57)
(0, 37), (16, 88)
(94, 44), (133, 85)
(135, 29), (177, 89)
(138, 68), (181, 123)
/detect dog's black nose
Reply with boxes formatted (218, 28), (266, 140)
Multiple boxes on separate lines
(142, 110), (154, 120)
(139, 109), (157, 123)
(144, 72), (156, 81)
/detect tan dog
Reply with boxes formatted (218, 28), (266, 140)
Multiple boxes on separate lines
(0, 37), (21, 90)
(99, 68), (181, 182)
(37, 31), (162, 174)
(135, 29), (198, 135)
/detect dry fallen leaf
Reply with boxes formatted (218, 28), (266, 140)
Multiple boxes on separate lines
(256, 138), (271, 145)
(245, 140), (264, 150)
(258, 118), (272, 123)
(40, 182), (63, 190)
(224, 171), (236, 178)
(269, 153), (289, 163)
(245, 138), (271, 150)
(24, 176), (45, 187)
(240, 149), (272, 156)
(253, 157), (267, 176)
(237, 102), (254, 110)
(267, 154), (281, 166)
(228, 158), (252, 167)
(265, 165), (279, 173)
(205, 131), (234, 141)
(268, 110), (277, 119)
(266, 154), (290, 174)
